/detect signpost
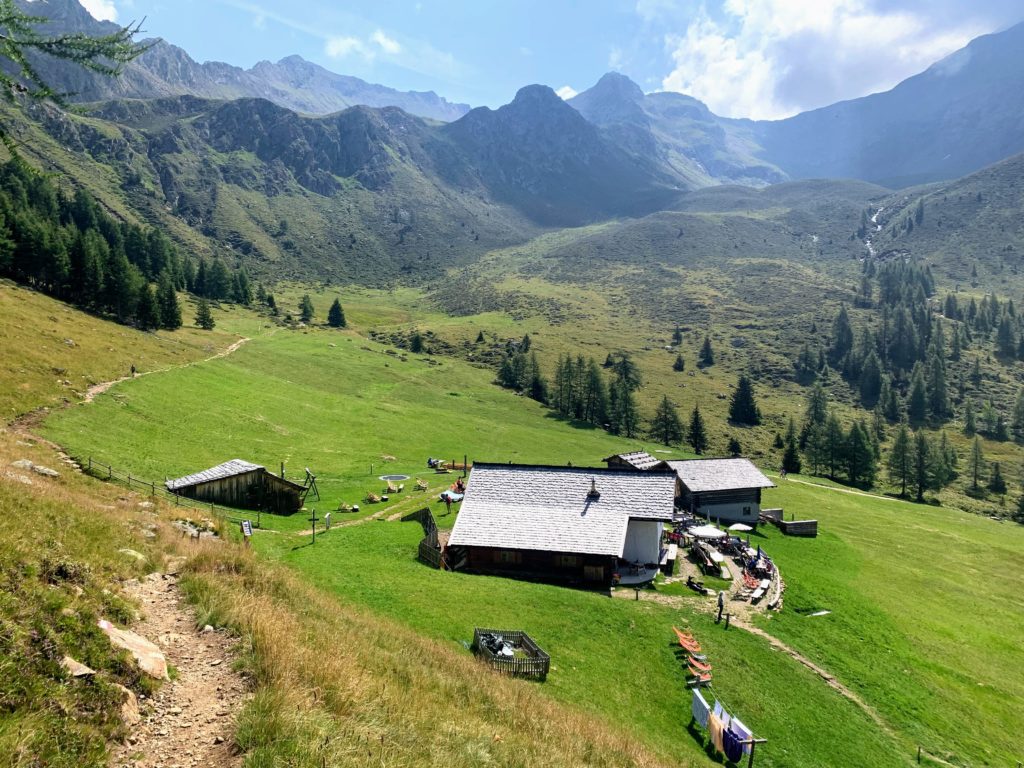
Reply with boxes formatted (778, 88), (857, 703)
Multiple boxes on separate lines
(309, 509), (319, 544)
(324, 511), (331, 531)
(241, 519), (253, 547)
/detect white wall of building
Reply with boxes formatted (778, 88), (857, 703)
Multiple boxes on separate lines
(622, 520), (662, 564)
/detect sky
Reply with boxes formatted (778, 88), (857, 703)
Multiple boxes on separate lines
(81, 0), (1024, 119)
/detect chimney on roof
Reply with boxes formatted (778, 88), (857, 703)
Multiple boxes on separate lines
(587, 477), (601, 500)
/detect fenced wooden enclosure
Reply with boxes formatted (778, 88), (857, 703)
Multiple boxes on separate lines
(472, 628), (550, 680)
(403, 507), (442, 567)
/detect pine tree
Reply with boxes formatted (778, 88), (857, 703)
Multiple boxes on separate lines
(996, 313), (1017, 358)
(526, 352), (549, 404)
(727, 437), (742, 457)
(612, 353), (642, 392)
(907, 364), (928, 427)
(698, 336), (714, 367)
(1012, 388), (1024, 442)
(823, 414), (845, 480)
(156, 271), (181, 330)
(327, 298), (346, 328)
(932, 431), (957, 488)
(520, 334), (531, 353)
(950, 325), (962, 361)
(650, 396), (684, 446)
(845, 421), (877, 486)
(672, 326), (683, 345)
(673, 354), (685, 372)
(782, 418), (802, 474)
(911, 431), (932, 502)
(964, 400), (976, 436)
(926, 345), (948, 418)
(475, 330), (485, 343)
(688, 405), (708, 454)
(194, 298), (215, 330)
(859, 351), (883, 407)
(728, 374), (761, 425)
(970, 436), (984, 492)
(988, 462), (1007, 495)
(608, 380), (640, 438)
(830, 304), (854, 364)
(207, 258), (231, 300)
(299, 294), (315, 323)
(135, 283), (160, 331)
(887, 424), (912, 497)
(804, 424), (828, 476)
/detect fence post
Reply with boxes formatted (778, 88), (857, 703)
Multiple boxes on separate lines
(88, 457), (92, 472)
(107, 464), (112, 480)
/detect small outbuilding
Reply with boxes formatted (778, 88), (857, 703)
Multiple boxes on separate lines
(602, 451), (663, 471)
(665, 458), (775, 524)
(165, 459), (308, 513)
(446, 463), (677, 587)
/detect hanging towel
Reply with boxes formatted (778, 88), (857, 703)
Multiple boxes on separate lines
(708, 713), (725, 754)
(730, 717), (753, 755)
(723, 727), (744, 763)
(713, 700), (724, 718)
(691, 689), (710, 729)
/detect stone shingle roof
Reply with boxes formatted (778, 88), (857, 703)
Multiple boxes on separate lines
(602, 451), (664, 470)
(166, 459), (264, 491)
(665, 458), (775, 493)
(448, 463), (676, 556)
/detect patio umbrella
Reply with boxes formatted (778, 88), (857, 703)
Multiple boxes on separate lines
(688, 524), (727, 539)
(728, 523), (753, 532)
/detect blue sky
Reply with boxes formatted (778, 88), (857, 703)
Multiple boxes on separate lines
(84, 0), (1023, 118)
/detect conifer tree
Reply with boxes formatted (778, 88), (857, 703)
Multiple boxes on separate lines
(859, 351), (883, 407)
(907, 364), (928, 427)
(887, 424), (912, 497)
(299, 294), (315, 323)
(608, 380), (640, 438)
(911, 430), (932, 502)
(194, 298), (215, 330)
(698, 335), (714, 367)
(970, 436), (984, 491)
(830, 304), (854, 364)
(156, 271), (181, 330)
(728, 374), (761, 425)
(672, 326), (683, 345)
(650, 396), (684, 446)
(1012, 388), (1024, 442)
(135, 283), (160, 331)
(727, 437), (742, 457)
(688, 405), (708, 454)
(964, 399), (977, 436)
(526, 352), (548, 404)
(782, 417), (802, 474)
(845, 421), (877, 486)
(823, 413), (845, 480)
(327, 298), (346, 328)
(673, 354), (685, 372)
(989, 462), (1007, 495)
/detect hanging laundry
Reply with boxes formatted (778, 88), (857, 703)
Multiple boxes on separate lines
(691, 688), (710, 729)
(723, 727), (744, 763)
(731, 717), (753, 755)
(713, 700), (724, 719)
(708, 712), (725, 753)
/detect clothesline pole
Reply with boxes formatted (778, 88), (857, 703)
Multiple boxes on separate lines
(741, 738), (767, 768)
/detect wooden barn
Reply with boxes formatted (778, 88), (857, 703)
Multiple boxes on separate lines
(165, 459), (308, 513)
(602, 451), (664, 471)
(446, 463), (677, 587)
(665, 458), (775, 524)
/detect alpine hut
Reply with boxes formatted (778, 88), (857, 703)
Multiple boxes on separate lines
(602, 451), (663, 471)
(665, 458), (774, 524)
(446, 463), (677, 587)
(165, 459), (307, 513)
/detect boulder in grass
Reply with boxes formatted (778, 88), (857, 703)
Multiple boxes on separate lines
(61, 656), (96, 677)
(97, 619), (169, 680)
(114, 683), (141, 726)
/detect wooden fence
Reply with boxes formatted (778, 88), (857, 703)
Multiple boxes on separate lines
(83, 457), (242, 523)
(472, 628), (550, 680)
(402, 507), (442, 567)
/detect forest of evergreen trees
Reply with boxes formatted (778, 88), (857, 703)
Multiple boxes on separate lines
(0, 160), (252, 330)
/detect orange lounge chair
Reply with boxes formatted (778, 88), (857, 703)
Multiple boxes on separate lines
(673, 626), (697, 643)
(686, 668), (713, 687)
(688, 657), (713, 674)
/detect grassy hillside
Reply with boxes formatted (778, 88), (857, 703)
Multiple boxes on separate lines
(0, 281), (239, 421)
(38, 298), (1024, 767)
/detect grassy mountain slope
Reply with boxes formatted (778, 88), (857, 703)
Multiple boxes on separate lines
(31, 296), (1024, 767)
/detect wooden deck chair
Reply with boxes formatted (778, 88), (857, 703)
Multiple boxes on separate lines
(397, 483), (404, 493)
(366, 492), (382, 503)
(386, 480), (399, 493)
(415, 478), (429, 491)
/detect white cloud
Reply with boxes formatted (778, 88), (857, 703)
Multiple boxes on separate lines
(325, 36), (368, 59)
(80, 0), (118, 22)
(371, 30), (402, 55)
(608, 46), (624, 70)
(555, 85), (578, 100)
(660, 0), (986, 119)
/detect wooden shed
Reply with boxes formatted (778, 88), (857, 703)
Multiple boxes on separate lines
(165, 459), (307, 513)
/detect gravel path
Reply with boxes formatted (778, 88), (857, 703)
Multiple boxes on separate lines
(109, 570), (249, 768)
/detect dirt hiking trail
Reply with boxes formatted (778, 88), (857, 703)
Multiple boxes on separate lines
(109, 568), (248, 768)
